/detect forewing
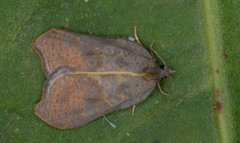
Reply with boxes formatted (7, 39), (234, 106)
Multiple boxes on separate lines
(33, 29), (157, 75)
(35, 67), (156, 129)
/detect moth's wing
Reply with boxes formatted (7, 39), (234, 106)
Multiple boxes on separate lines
(33, 29), (157, 75)
(35, 67), (156, 129)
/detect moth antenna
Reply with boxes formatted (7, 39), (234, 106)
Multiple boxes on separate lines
(134, 26), (173, 95)
(134, 27), (165, 66)
(132, 105), (136, 115)
(134, 26), (143, 45)
(149, 41), (155, 58)
(149, 44), (167, 68)
(157, 83), (169, 96)
(104, 116), (116, 128)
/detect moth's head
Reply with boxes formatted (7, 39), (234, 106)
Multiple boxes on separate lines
(158, 65), (175, 80)
(144, 65), (175, 95)
(156, 65), (175, 96)
(144, 65), (175, 81)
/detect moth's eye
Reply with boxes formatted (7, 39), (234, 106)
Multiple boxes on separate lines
(159, 65), (165, 69)
(162, 76), (167, 79)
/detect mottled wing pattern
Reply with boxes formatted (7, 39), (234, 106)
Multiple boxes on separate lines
(35, 67), (156, 129)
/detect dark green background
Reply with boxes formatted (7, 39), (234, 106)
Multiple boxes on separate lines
(0, 0), (239, 143)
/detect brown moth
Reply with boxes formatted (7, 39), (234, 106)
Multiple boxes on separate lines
(33, 29), (173, 129)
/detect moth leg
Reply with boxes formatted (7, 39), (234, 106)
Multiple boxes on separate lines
(132, 105), (136, 115)
(104, 116), (116, 128)
(134, 26), (143, 45)
(157, 83), (169, 96)
(149, 41), (156, 61)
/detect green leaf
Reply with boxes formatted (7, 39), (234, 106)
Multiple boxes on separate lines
(0, 0), (239, 142)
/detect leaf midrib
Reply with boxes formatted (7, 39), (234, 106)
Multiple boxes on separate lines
(202, 0), (234, 142)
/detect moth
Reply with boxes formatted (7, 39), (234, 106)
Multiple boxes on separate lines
(33, 28), (174, 129)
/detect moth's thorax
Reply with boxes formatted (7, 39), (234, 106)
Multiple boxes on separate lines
(158, 68), (170, 79)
